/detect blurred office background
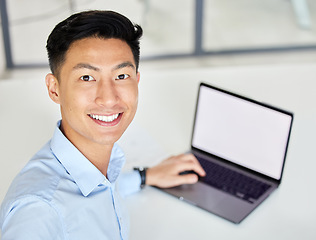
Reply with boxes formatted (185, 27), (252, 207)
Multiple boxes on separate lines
(1, 0), (316, 71)
(1, 2), (316, 238)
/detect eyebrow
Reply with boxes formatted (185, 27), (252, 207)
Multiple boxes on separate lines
(72, 61), (136, 72)
(112, 61), (136, 71)
(73, 63), (100, 72)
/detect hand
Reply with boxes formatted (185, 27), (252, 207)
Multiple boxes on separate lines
(146, 153), (206, 188)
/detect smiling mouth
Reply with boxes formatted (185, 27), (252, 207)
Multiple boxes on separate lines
(89, 113), (120, 123)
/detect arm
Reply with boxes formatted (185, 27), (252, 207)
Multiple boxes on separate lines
(118, 153), (205, 197)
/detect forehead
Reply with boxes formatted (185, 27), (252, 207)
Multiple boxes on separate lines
(63, 37), (135, 70)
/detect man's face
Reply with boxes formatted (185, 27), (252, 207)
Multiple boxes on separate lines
(46, 38), (140, 148)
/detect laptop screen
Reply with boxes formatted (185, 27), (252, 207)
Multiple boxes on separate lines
(192, 84), (293, 180)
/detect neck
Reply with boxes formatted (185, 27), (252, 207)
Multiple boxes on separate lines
(81, 143), (113, 176)
(60, 124), (113, 176)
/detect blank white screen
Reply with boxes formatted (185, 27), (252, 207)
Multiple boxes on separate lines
(192, 85), (292, 180)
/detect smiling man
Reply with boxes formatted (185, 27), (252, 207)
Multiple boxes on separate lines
(0, 10), (205, 240)
(46, 37), (140, 177)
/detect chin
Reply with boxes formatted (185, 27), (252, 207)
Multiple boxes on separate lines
(93, 132), (124, 146)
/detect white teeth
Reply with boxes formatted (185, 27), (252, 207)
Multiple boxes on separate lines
(90, 114), (119, 122)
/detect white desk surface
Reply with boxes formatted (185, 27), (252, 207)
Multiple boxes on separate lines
(1, 62), (316, 239)
(120, 63), (316, 240)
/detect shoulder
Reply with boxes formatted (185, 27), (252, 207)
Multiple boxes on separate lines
(0, 142), (68, 238)
(0, 195), (66, 239)
(11, 144), (65, 199)
(1, 141), (68, 222)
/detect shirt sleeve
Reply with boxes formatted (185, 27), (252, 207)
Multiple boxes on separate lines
(1, 197), (65, 240)
(117, 170), (142, 198)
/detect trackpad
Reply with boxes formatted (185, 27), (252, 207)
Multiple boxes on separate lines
(162, 182), (226, 209)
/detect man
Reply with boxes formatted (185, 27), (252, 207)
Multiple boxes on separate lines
(0, 10), (205, 239)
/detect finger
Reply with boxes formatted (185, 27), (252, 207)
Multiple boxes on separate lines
(174, 153), (197, 162)
(175, 174), (199, 186)
(175, 158), (206, 177)
(183, 154), (206, 176)
(189, 161), (206, 177)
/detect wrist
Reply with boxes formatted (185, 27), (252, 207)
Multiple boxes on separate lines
(133, 167), (148, 189)
(144, 167), (158, 187)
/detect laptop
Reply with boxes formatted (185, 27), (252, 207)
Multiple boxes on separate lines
(160, 82), (293, 223)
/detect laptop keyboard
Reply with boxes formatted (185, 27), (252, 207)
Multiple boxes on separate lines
(197, 155), (271, 203)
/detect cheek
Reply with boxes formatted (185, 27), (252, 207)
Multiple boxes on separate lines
(119, 83), (139, 104)
(60, 88), (93, 114)
(128, 87), (139, 107)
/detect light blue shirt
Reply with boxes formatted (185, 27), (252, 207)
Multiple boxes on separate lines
(0, 121), (141, 240)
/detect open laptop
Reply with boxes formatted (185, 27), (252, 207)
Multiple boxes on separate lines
(160, 82), (293, 223)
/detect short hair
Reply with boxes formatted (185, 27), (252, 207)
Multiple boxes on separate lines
(46, 10), (143, 77)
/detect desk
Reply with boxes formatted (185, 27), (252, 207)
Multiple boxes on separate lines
(119, 62), (316, 239)
(0, 63), (315, 239)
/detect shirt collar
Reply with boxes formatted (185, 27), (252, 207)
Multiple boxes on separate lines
(50, 121), (126, 197)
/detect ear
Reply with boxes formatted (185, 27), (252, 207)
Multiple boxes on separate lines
(136, 72), (140, 84)
(45, 73), (60, 104)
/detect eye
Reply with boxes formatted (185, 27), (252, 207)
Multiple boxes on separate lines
(116, 74), (129, 80)
(80, 75), (95, 81)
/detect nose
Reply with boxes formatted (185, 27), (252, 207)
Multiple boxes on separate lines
(95, 81), (119, 107)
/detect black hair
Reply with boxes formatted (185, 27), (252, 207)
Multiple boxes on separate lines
(46, 10), (143, 77)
